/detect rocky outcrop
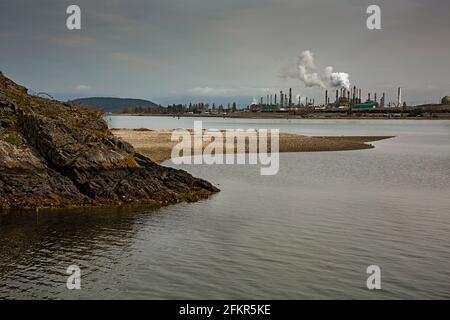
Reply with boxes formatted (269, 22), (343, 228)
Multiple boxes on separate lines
(0, 72), (219, 209)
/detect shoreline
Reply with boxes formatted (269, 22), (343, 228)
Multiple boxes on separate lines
(107, 113), (450, 120)
(112, 128), (395, 163)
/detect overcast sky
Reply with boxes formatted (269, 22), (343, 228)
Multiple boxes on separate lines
(1, 0), (449, 105)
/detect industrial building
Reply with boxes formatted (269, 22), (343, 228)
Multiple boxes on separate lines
(253, 86), (403, 113)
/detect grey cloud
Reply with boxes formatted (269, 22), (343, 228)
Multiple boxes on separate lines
(0, 0), (449, 105)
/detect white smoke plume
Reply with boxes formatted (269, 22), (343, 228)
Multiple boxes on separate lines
(283, 50), (351, 90)
(322, 66), (351, 90)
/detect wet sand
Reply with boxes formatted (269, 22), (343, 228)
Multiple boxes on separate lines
(112, 129), (394, 163)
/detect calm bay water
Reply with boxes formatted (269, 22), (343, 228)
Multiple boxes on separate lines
(1, 117), (449, 299)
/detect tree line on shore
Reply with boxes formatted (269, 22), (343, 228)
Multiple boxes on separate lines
(121, 102), (239, 114)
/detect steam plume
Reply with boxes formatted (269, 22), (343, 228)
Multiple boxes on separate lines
(283, 50), (351, 90)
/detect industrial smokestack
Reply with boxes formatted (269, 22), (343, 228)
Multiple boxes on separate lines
(325, 90), (328, 105)
(374, 93), (377, 102)
(275, 94), (277, 105)
(336, 90), (338, 102)
(368, 93), (371, 102)
(289, 88), (292, 108)
(397, 87), (402, 105)
(280, 91), (284, 107)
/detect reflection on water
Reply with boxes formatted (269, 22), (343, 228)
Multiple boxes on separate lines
(0, 207), (144, 299)
(1, 119), (449, 299)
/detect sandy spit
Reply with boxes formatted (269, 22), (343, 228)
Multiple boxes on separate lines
(112, 129), (394, 163)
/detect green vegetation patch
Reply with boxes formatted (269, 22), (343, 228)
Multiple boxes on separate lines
(4, 132), (24, 146)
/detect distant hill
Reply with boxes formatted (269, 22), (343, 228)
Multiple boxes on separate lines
(69, 97), (160, 113)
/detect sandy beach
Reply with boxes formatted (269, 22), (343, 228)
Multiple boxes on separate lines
(112, 128), (394, 163)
